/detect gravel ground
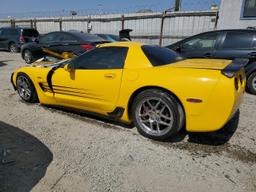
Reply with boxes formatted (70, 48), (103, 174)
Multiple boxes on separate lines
(0, 52), (255, 192)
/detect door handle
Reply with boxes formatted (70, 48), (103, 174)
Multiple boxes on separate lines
(104, 73), (116, 79)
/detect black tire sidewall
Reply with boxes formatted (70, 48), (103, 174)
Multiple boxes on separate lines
(16, 73), (38, 103)
(247, 72), (256, 95)
(131, 89), (182, 141)
(24, 50), (33, 64)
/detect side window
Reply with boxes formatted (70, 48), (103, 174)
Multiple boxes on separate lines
(0, 29), (2, 35)
(243, 0), (256, 18)
(40, 33), (59, 43)
(222, 31), (254, 49)
(58, 33), (78, 43)
(73, 47), (128, 70)
(9, 29), (19, 35)
(182, 33), (218, 51)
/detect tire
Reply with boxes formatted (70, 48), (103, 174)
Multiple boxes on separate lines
(247, 72), (256, 95)
(16, 73), (38, 103)
(23, 49), (34, 64)
(9, 42), (19, 53)
(131, 89), (184, 141)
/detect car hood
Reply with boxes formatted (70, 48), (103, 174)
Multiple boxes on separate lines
(171, 59), (232, 70)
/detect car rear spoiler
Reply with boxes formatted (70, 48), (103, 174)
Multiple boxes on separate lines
(221, 58), (249, 78)
(119, 29), (133, 41)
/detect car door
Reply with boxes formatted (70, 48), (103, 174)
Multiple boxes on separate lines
(179, 32), (221, 58)
(0, 29), (9, 49)
(51, 46), (128, 114)
(214, 31), (256, 59)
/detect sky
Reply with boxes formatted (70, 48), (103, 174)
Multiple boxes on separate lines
(0, 0), (221, 18)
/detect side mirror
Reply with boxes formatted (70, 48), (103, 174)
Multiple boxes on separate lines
(64, 63), (74, 71)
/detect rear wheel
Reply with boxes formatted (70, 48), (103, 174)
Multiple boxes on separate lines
(247, 72), (256, 95)
(9, 42), (18, 53)
(131, 89), (184, 141)
(23, 49), (34, 64)
(16, 73), (38, 103)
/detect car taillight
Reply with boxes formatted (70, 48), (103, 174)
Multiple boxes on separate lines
(19, 36), (25, 44)
(80, 44), (93, 51)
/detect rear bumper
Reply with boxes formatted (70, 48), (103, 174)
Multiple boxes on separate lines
(186, 70), (245, 133)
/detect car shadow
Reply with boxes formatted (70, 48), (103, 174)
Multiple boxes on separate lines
(43, 105), (134, 129)
(0, 60), (11, 67)
(43, 105), (239, 146)
(0, 121), (53, 192)
(187, 110), (240, 146)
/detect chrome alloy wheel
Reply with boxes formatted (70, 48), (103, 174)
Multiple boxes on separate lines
(135, 97), (174, 137)
(16, 75), (32, 101)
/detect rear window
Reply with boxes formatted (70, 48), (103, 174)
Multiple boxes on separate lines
(75, 32), (106, 42)
(142, 45), (184, 66)
(22, 29), (39, 37)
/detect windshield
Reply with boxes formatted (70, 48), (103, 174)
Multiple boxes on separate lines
(142, 45), (184, 66)
(76, 32), (106, 42)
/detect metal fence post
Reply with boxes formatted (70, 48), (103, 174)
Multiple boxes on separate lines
(214, 11), (219, 29)
(33, 18), (37, 30)
(10, 19), (15, 28)
(121, 15), (125, 30)
(59, 17), (63, 31)
(159, 12), (166, 46)
(30, 19), (33, 28)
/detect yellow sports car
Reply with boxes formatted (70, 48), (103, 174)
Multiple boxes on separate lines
(11, 42), (247, 140)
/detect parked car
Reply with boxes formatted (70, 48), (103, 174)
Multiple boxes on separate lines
(21, 31), (108, 64)
(11, 42), (246, 141)
(0, 27), (39, 53)
(166, 29), (256, 94)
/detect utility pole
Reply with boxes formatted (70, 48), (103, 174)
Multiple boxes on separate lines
(174, 0), (181, 11)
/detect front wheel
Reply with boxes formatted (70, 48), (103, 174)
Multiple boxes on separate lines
(16, 73), (38, 103)
(247, 72), (256, 95)
(131, 89), (184, 141)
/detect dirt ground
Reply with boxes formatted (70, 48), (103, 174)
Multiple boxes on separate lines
(0, 52), (255, 192)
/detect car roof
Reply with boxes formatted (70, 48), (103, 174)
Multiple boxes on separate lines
(200, 29), (256, 34)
